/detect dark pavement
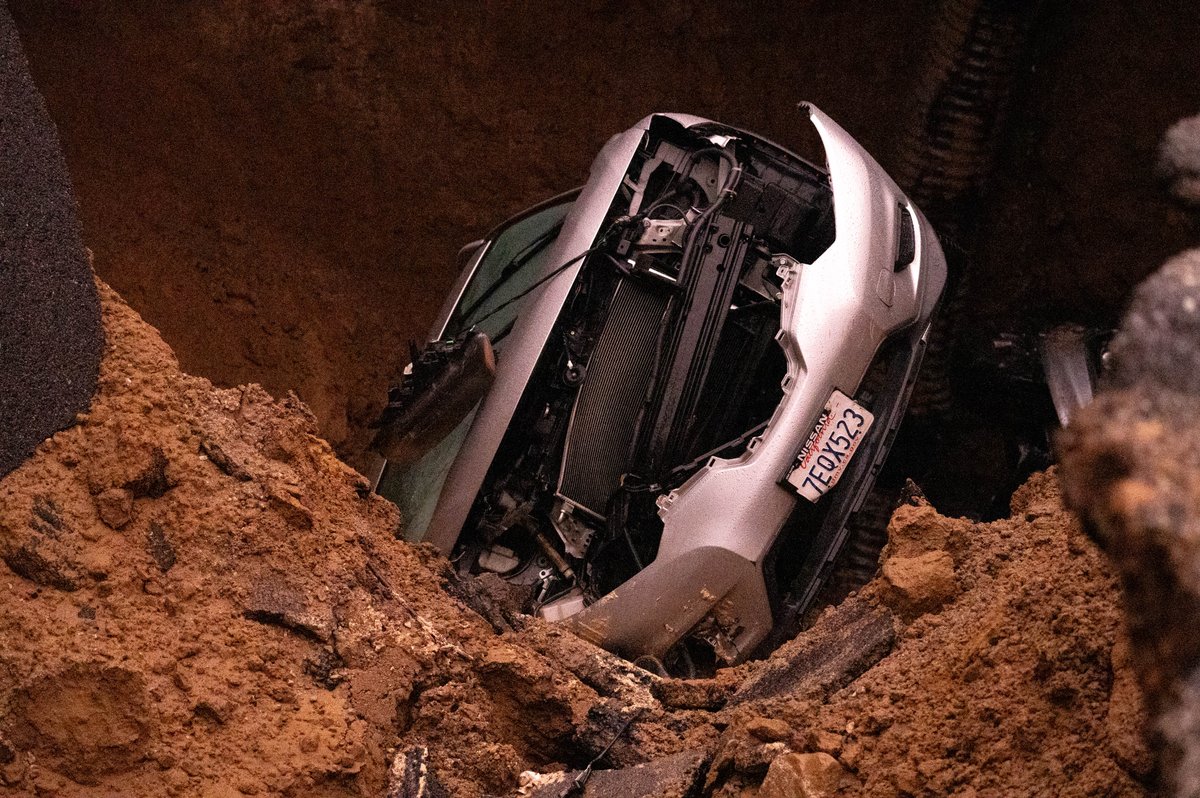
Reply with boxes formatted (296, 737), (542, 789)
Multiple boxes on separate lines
(0, 1), (102, 478)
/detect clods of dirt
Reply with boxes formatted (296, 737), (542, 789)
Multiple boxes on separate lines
(0, 278), (1151, 797)
(0, 281), (512, 796)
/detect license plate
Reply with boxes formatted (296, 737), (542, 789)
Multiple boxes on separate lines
(787, 390), (874, 502)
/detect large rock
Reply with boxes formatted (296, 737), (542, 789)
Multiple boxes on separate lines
(880, 549), (958, 617)
(757, 752), (845, 798)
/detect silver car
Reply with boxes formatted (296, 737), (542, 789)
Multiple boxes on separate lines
(373, 103), (947, 670)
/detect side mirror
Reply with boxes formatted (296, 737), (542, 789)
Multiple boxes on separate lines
(371, 331), (496, 465)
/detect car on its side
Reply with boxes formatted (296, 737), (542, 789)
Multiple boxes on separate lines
(372, 104), (947, 672)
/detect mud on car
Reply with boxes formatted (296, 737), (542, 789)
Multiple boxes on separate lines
(371, 104), (947, 673)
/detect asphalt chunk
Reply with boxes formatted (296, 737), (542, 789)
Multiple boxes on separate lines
(0, 1), (102, 479)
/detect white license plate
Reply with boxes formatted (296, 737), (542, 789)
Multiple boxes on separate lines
(787, 390), (874, 502)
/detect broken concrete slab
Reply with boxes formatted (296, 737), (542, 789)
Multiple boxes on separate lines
(241, 575), (333, 642)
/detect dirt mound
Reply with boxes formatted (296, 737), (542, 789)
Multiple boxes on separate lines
(1058, 248), (1200, 796)
(0, 280), (1148, 796)
(678, 476), (1147, 797)
(0, 281), (513, 795)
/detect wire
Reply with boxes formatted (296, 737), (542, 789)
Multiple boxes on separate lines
(532, 583), (578, 612)
(469, 245), (600, 331)
(473, 144), (741, 334)
(456, 222), (565, 324)
(644, 202), (688, 220)
(469, 215), (641, 332)
(561, 708), (646, 797)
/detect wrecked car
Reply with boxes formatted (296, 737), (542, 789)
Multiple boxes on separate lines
(371, 104), (948, 671)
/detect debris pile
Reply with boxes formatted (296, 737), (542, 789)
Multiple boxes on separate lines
(0, 283), (582, 797)
(0, 280), (1151, 796)
(2, 2), (1189, 793)
(699, 479), (1150, 796)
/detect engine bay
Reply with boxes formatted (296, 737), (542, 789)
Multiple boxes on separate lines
(451, 121), (838, 663)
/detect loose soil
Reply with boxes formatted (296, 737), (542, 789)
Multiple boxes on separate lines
(0, 282), (1150, 796)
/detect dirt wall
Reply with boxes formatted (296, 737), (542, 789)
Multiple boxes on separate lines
(9, 0), (933, 465)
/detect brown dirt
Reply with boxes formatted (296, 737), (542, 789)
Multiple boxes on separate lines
(0, 282), (593, 797)
(678, 474), (1149, 797)
(0, 279), (1150, 796)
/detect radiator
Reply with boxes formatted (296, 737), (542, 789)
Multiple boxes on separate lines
(556, 280), (668, 517)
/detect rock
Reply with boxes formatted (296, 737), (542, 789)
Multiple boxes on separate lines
(757, 752), (844, 798)
(0, 496), (84, 590)
(1157, 114), (1200, 205)
(1, 540), (78, 591)
(440, 569), (522, 633)
(805, 729), (844, 757)
(31, 495), (63, 532)
(884, 498), (956, 559)
(124, 446), (173, 498)
(146, 520), (176, 572)
(650, 676), (729, 711)
(706, 721), (792, 790)
(1104, 249), (1200, 395)
(303, 649), (345, 690)
(241, 575), (333, 642)
(266, 481), (314, 529)
(745, 717), (793, 744)
(95, 487), (134, 529)
(881, 550), (957, 616)
(193, 695), (234, 724)
(198, 437), (251, 481)
(734, 741), (790, 774)
(1057, 248), (1200, 796)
